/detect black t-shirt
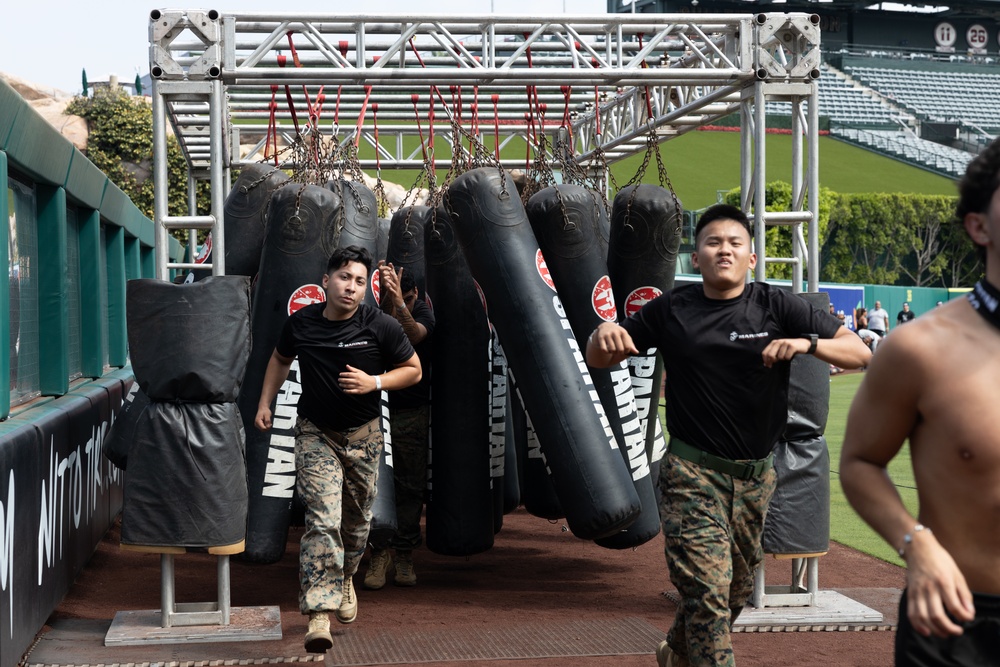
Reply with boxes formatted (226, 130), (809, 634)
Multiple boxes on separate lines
(276, 302), (415, 431)
(897, 310), (915, 325)
(622, 282), (841, 460)
(389, 297), (435, 410)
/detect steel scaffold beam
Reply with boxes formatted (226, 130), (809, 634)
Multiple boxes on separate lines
(151, 10), (821, 287)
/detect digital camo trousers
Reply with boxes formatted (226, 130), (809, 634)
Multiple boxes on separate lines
(295, 417), (382, 614)
(372, 404), (429, 553)
(659, 453), (777, 667)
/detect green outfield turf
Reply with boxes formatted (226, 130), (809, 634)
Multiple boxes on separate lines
(370, 129), (958, 212)
(827, 371), (917, 566)
(612, 130), (960, 211)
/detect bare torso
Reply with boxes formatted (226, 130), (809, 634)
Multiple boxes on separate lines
(901, 298), (1000, 593)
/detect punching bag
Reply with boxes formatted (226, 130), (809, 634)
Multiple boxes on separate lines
(501, 370), (521, 515)
(511, 369), (563, 520)
(423, 208), (494, 555)
(763, 292), (831, 554)
(489, 334), (509, 528)
(387, 206), (433, 301)
(238, 183), (341, 563)
(224, 163), (290, 279)
(446, 167), (640, 540)
(608, 184), (681, 489)
(527, 184), (659, 549)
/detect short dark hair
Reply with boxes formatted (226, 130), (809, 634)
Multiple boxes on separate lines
(327, 245), (373, 276)
(399, 270), (417, 294)
(957, 137), (1000, 222)
(694, 204), (752, 246)
(957, 138), (1000, 266)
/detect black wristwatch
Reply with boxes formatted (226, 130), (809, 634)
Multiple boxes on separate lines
(803, 333), (818, 355)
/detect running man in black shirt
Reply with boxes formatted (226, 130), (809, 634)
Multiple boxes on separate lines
(255, 246), (421, 654)
(586, 205), (870, 667)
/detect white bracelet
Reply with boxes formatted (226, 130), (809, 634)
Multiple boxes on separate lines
(898, 523), (930, 558)
(374, 375), (382, 391)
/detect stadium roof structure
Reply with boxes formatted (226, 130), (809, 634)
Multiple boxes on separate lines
(150, 10), (824, 290)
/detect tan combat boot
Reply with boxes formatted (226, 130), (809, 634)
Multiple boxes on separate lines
(394, 551), (417, 586)
(336, 577), (358, 624)
(304, 611), (332, 653)
(364, 549), (391, 590)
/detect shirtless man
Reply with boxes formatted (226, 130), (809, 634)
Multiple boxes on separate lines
(840, 137), (1000, 665)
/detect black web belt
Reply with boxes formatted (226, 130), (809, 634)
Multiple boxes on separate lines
(669, 437), (774, 480)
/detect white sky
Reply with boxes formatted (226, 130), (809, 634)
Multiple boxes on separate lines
(2, 1), (610, 95)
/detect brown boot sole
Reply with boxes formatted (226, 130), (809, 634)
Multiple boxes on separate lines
(304, 632), (333, 653)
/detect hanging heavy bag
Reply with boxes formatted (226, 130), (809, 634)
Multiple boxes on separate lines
(237, 183), (342, 563)
(446, 167), (640, 541)
(387, 206), (433, 302)
(527, 184), (660, 549)
(224, 163), (290, 279)
(608, 183), (682, 490)
(489, 335), (512, 527)
(326, 178), (397, 539)
(423, 208), (494, 556)
(763, 292), (832, 555)
(510, 369), (563, 520)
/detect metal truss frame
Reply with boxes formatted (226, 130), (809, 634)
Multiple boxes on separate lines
(150, 10), (822, 291)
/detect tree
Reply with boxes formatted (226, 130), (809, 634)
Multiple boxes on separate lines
(723, 181), (837, 282)
(67, 86), (211, 246)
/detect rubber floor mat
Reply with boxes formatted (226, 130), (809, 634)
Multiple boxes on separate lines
(327, 616), (664, 664)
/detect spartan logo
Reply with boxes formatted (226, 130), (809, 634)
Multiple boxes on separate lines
(287, 284), (325, 315)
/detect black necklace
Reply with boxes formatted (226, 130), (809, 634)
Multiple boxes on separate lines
(967, 279), (1000, 330)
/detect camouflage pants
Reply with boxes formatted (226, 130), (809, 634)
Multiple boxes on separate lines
(295, 417), (382, 614)
(371, 404), (429, 553)
(659, 452), (777, 667)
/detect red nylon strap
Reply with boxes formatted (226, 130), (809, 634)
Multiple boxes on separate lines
(354, 85), (372, 148)
(276, 54), (301, 135)
(428, 95), (436, 179)
(372, 102), (382, 172)
(637, 32), (654, 122)
(492, 94), (501, 161)
(412, 94), (428, 163)
(594, 86), (602, 137)
(266, 84), (279, 164)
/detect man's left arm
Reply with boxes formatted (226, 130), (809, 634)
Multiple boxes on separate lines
(341, 354), (421, 394)
(762, 314), (871, 369)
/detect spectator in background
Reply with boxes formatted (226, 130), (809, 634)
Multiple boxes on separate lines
(868, 300), (890, 338)
(897, 302), (916, 326)
(856, 307), (869, 331)
(856, 328), (881, 354)
(365, 264), (434, 590)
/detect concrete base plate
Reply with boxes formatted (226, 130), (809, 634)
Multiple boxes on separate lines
(105, 605), (283, 645)
(734, 590), (884, 630)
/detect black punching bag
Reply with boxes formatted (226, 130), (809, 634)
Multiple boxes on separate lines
(608, 184), (681, 487)
(446, 167), (640, 540)
(511, 369), (563, 520)
(763, 292), (831, 555)
(423, 208), (494, 555)
(387, 206), (432, 301)
(490, 336), (516, 523)
(238, 183), (341, 563)
(527, 185), (659, 549)
(224, 164), (290, 279)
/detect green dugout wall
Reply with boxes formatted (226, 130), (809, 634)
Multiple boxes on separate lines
(0, 78), (183, 667)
